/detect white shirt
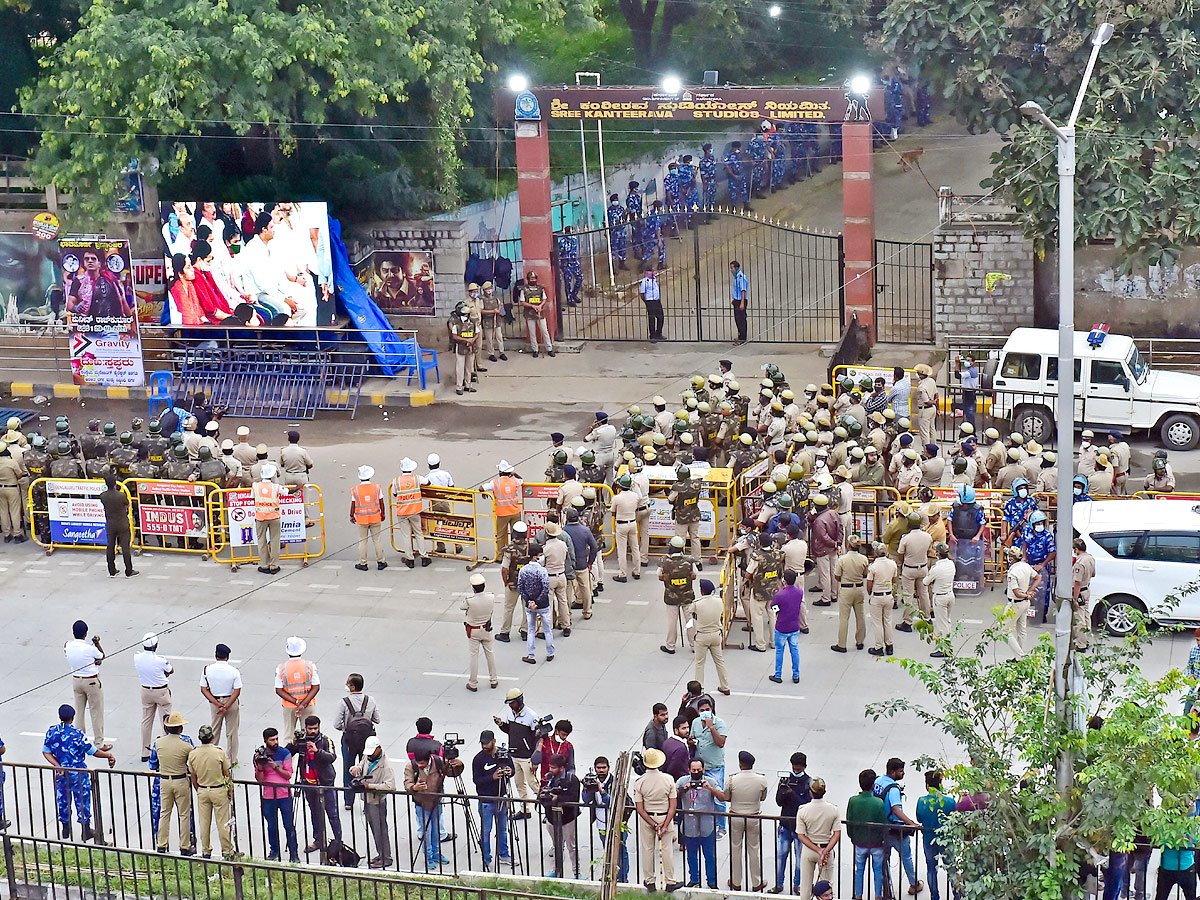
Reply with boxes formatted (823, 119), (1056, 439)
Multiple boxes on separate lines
(426, 468), (454, 488)
(238, 236), (288, 304)
(65, 638), (103, 677)
(923, 558), (956, 596)
(587, 423), (619, 457)
(200, 660), (243, 697)
(134, 650), (173, 688)
(631, 471), (651, 504)
(640, 277), (660, 302)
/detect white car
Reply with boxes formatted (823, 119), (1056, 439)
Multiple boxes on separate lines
(1076, 500), (1200, 635)
(987, 327), (1200, 450)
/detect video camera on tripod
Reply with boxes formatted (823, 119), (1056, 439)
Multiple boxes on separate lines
(443, 732), (466, 761)
(492, 743), (515, 777)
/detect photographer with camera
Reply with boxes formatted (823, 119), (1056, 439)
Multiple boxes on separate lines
(403, 747), (463, 870)
(349, 736), (395, 869)
(253, 728), (299, 863)
(285, 715), (342, 855)
(472, 730), (513, 869)
(534, 719), (575, 782)
(772, 752), (813, 893)
(676, 759), (721, 889)
(539, 753), (581, 879)
(494, 689), (540, 817)
(581, 756), (630, 882)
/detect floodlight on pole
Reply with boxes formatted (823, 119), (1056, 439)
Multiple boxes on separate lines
(507, 73), (529, 93)
(662, 75), (684, 95)
(849, 75), (872, 97)
(845, 75), (872, 121)
(768, 4), (782, 17)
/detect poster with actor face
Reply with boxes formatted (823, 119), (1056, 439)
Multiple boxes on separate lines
(60, 238), (144, 387)
(354, 250), (435, 315)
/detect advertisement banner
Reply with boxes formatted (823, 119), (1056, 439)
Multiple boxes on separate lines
(61, 238), (144, 387)
(646, 496), (716, 540)
(225, 488), (306, 547)
(421, 510), (476, 542)
(522, 483), (561, 500)
(47, 479), (107, 545)
(132, 258), (166, 323)
(353, 250), (435, 316)
(532, 86), (886, 122)
(139, 505), (208, 538)
(0, 233), (60, 320)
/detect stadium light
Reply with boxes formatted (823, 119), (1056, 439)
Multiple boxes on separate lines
(507, 73), (530, 93)
(768, 4), (782, 16)
(662, 74), (684, 95)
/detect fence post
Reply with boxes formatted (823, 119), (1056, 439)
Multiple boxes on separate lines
(232, 864), (245, 900)
(693, 222), (703, 342)
(90, 770), (107, 846)
(2, 833), (18, 900)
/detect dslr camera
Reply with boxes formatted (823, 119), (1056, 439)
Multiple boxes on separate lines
(443, 732), (466, 761)
(493, 742), (514, 771)
(581, 768), (600, 790)
(253, 745), (272, 765)
(534, 714), (555, 739)
(631, 750), (647, 777)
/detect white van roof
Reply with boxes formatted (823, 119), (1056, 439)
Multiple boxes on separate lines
(1075, 499), (1200, 533)
(1006, 327), (1135, 361)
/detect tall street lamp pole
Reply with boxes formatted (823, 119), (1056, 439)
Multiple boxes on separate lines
(1019, 20), (1113, 799)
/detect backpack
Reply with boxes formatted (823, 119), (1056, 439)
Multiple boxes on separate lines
(343, 696), (376, 760)
(325, 838), (361, 867)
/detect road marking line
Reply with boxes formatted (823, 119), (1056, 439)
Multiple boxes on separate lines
(409, 589), (436, 595)
(147, 575), (171, 581)
(592, 597), (612, 604)
(962, 618), (984, 624)
(57, 560), (86, 567)
(165, 656), (243, 664)
(423, 672), (519, 681)
(185, 577), (211, 583)
(821, 611), (838, 617)
(625, 600), (650, 606)
(229, 579), (254, 586)
(307, 583), (340, 590)
(357, 586), (391, 594)
(729, 692), (807, 700)
(321, 564), (343, 570)
(435, 567), (456, 572)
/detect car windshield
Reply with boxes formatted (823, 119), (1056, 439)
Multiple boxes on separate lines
(1127, 346), (1148, 384)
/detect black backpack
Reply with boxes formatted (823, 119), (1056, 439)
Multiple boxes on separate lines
(343, 696), (375, 760)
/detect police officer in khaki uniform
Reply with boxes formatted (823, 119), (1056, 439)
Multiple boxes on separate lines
(831, 535), (869, 652)
(1089, 453), (1115, 495)
(496, 521), (533, 643)
(658, 536), (697, 655)
(913, 363), (938, 446)
(462, 573), (499, 691)
(1105, 431), (1131, 495)
(187, 724), (233, 859)
(280, 430), (313, 487)
(632, 748), (679, 891)
(480, 281), (507, 362)
(465, 284), (485, 380)
(154, 711), (195, 854)
(689, 578), (730, 694)
(994, 448), (1027, 491)
(866, 542), (898, 657)
(1071, 537), (1095, 652)
(231, 427), (258, 469)
(897, 520), (933, 631)
(0, 442), (25, 542)
(611, 475), (642, 582)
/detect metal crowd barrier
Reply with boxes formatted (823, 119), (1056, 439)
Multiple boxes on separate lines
(507, 482), (616, 559)
(124, 478), (222, 558)
(0, 760), (952, 898)
(25, 476), (133, 555)
(207, 484), (326, 569)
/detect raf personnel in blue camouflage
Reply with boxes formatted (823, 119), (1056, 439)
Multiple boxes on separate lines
(1021, 511), (1056, 623)
(43, 704), (115, 842)
(785, 123), (806, 183)
(664, 160), (683, 233)
(699, 143), (718, 220)
(606, 194), (628, 271)
(678, 155), (699, 228)
(767, 129), (785, 192)
(1002, 479), (1039, 549)
(626, 180), (644, 262)
(916, 81), (932, 126)
(557, 227), (583, 307)
(747, 125), (770, 199)
(724, 142), (748, 211)
(645, 201), (667, 269)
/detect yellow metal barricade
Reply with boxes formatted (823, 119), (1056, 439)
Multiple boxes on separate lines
(124, 478), (220, 558)
(1131, 491), (1200, 501)
(419, 485), (483, 562)
(499, 482), (615, 559)
(734, 456), (771, 524)
(849, 485), (901, 545)
(208, 483), (325, 570)
(719, 549), (747, 650)
(641, 466), (734, 560)
(895, 486), (1006, 583)
(26, 476), (133, 555)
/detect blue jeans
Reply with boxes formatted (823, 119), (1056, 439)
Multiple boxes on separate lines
(885, 833), (918, 893)
(479, 799), (509, 865)
(855, 845), (886, 899)
(600, 825), (630, 882)
(1105, 851), (1130, 900)
(684, 832), (718, 887)
(774, 630), (800, 679)
(924, 838), (944, 900)
(526, 607), (555, 657)
(341, 737), (357, 811)
(776, 826), (803, 889)
(704, 765), (726, 829)
(415, 804), (444, 867)
(262, 796), (299, 861)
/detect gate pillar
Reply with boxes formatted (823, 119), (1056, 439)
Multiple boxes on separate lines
(842, 122), (875, 342)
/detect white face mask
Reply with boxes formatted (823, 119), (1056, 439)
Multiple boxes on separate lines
(1074, 486), (1084, 495)
(1033, 524), (1045, 533)
(1081, 440), (1091, 448)
(1017, 488), (1028, 499)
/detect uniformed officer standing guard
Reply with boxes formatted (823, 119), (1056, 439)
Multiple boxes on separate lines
(188, 724), (235, 860)
(520, 271), (554, 358)
(0, 442), (25, 542)
(690, 578), (731, 694)
(462, 573), (499, 692)
(611, 475), (641, 583)
(280, 431), (313, 487)
(658, 536), (698, 655)
(496, 520), (534, 643)
(668, 467), (703, 562)
(350, 465), (387, 572)
(449, 301), (477, 395)
(745, 533), (784, 652)
(480, 281), (507, 361)
(1071, 537), (1094, 652)
(134, 632), (173, 762)
(154, 711), (195, 855)
(632, 748), (681, 891)
(606, 194), (628, 271)
(231, 427), (257, 469)
(724, 143), (748, 211)
(699, 143), (718, 220)
(390, 457), (429, 567)
(913, 364), (939, 447)
(42, 704), (115, 842)
(831, 535), (869, 653)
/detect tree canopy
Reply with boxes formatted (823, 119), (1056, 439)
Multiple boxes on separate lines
(878, 0), (1200, 266)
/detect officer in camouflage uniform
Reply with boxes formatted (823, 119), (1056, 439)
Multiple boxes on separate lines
(546, 448), (569, 484)
(664, 160), (683, 233)
(787, 464), (811, 511)
(606, 194), (628, 271)
(668, 466), (703, 561)
(658, 535), (698, 654)
(678, 155), (699, 228)
(24, 434), (51, 543)
(54, 418), (81, 461)
(165, 444), (199, 482)
(81, 419), (103, 461)
(579, 450), (605, 487)
(129, 418), (147, 456)
(96, 422), (120, 461)
(767, 129), (785, 192)
(142, 422), (172, 476)
(108, 432), (139, 480)
(699, 143), (718, 221)
(128, 455), (159, 480)
(50, 440), (83, 478)
(745, 532), (784, 651)
(729, 433), (760, 479)
(626, 181), (644, 263)
(724, 142), (748, 211)
(496, 520), (534, 643)
(197, 445), (226, 485)
(582, 485), (608, 596)
(644, 201), (666, 269)
(747, 126), (769, 199)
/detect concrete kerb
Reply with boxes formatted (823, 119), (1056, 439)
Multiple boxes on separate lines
(2, 380), (436, 410)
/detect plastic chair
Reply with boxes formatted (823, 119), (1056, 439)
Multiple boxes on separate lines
(402, 340), (440, 389)
(148, 370), (173, 420)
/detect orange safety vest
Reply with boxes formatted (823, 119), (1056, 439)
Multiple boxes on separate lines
(352, 481), (384, 524)
(392, 474), (422, 516)
(493, 475), (522, 516)
(276, 658), (313, 707)
(254, 481), (281, 521)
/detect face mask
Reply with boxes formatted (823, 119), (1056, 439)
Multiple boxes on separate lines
(1017, 488), (1028, 499)
(1034, 524), (1045, 533)
(1081, 440), (1091, 448)
(1074, 487), (1083, 496)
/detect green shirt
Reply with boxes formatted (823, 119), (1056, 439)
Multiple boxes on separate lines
(845, 790), (890, 848)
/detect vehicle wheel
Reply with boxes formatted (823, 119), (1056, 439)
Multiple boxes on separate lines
(1100, 594), (1146, 637)
(1160, 414), (1200, 451)
(1013, 406), (1054, 444)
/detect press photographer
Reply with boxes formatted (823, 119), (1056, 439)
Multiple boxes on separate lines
(538, 753), (581, 879)
(581, 755), (630, 882)
(285, 716), (343, 855)
(472, 730), (514, 869)
(675, 759), (721, 890)
(349, 736), (395, 869)
(253, 728), (299, 862)
(403, 747), (463, 870)
(493, 688), (541, 814)
(533, 719), (575, 781)
(773, 752), (813, 894)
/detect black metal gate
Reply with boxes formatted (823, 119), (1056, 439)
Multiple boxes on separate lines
(553, 211), (844, 343)
(874, 238), (933, 343)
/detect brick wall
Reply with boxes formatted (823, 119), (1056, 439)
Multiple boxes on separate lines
(932, 222), (1034, 341)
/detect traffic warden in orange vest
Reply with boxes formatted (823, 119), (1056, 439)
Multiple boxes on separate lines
(482, 460), (524, 550)
(389, 457), (429, 568)
(275, 636), (320, 736)
(351, 465), (387, 571)
(253, 463), (292, 574)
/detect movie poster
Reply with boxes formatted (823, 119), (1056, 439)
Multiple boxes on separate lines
(60, 238), (144, 387)
(353, 250), (435, 315)
(159, 201), (333, 327)
(0, 233), (61, 323)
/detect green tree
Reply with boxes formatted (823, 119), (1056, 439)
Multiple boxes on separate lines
(877, 0), (1200, 266)
(868, 612), (1200, 900)
(18, 0), (580, 223)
